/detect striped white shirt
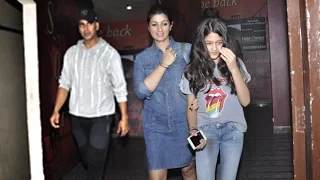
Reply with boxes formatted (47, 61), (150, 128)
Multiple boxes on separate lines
(59, 38), (127, 117)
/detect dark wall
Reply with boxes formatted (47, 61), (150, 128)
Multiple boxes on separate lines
(36, 0), (94, 179)
(267, 0), (291, 126)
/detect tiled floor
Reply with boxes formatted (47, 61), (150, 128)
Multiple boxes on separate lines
(62, 104), (294, 180)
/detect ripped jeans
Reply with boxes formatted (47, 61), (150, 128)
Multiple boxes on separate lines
(71, 115), (113, 180)
(196, 122), (244, 180)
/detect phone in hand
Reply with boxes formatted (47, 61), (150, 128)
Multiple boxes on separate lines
(187, 130), (207, 150)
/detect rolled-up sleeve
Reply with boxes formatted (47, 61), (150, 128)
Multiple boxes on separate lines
(59, 50), (71, 91)
(109, 50), (128, 102)
(238, 58), (251, 83)
(133, 54), (153, 99)
(179, 75), (193, 95)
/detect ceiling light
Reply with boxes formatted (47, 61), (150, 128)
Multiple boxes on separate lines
(126, 5), (132, 10)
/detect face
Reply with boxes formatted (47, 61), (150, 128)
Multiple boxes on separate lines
(78, 19), (99, 41)
(148, 14), (173, 42)
(204, 32), (224, 62)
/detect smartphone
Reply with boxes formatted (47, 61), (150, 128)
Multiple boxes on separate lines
(187, 130), (207, 150)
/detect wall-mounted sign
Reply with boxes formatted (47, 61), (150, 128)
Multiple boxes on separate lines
(100, 21), (150, 51)
(201, 0), (239, 8)
(226, 17), (267, 51)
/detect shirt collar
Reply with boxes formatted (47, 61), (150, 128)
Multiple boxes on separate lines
(150, 36), (176, 52)
(79, 37), (104, 50)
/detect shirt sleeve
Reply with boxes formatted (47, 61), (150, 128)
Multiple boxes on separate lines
(179, 74), (193, 95)
(58, 49), (72, 91)
(238, 57), (251, 83)
(133, 53), (153, 100)
(108, 48), (128, 102)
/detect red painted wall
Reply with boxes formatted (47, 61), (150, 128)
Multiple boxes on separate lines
(100, 20), (151, 51)
(100, 21), (150, 135)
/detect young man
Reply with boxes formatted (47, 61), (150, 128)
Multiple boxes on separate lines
(49, 9), (129, 180)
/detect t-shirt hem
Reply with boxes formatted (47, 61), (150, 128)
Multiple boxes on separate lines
(69, 111), (115, 118)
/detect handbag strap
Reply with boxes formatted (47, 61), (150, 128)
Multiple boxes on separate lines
(179, 43), (189, 101)
(181, 43), (189, 63)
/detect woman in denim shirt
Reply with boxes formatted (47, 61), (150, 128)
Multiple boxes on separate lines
(133, 5), (197, 180)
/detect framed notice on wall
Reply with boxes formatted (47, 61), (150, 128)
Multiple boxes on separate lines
(226, 17), (267, 51)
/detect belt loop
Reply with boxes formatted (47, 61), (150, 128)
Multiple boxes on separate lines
(216, 123), (221, 128)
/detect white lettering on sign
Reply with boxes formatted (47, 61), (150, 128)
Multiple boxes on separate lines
(47, 1), (54, 35)
(201, 0), (238, 8)
(242, 36), (265, 41)
(106, 24), (132, 38)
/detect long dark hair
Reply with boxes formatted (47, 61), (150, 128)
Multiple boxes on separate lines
(184, 18), (238, 96)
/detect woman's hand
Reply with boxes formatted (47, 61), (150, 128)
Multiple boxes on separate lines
(219, 47), (239, 74)
(189, 129), (207, 150)
(189, 98), (199, 111)
(161, 47), (177, 67)
(220, 47), (251, 106)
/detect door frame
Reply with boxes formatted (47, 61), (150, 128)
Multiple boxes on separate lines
(286, 0), (320, 179)
(18, 0), (45, 179)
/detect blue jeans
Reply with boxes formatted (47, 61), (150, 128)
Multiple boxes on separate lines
(196, 122), (244, 180)
(71, 115), (113, 180)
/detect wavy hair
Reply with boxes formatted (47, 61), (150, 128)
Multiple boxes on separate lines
(184, 18), (238, 96)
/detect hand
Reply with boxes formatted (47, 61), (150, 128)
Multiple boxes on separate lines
(189, 99), (199, 111)
(50, 112), (60, 128)
(219, 47), (239, 74)
(196, 139), (207, 150)
(117, 117), (130, 137)
(161, 47), (177, 67)
(189, 130), (207, 150)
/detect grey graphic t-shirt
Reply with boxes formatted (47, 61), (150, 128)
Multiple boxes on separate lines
(179, 58), (251, 132)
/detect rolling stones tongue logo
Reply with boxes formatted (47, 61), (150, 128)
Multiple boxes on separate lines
(205, 87), (227, 118)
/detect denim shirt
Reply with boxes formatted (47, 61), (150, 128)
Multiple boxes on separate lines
(133, 37), (191, 132)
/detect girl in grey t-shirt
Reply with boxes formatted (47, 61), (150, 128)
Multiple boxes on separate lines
(179, 18), (251, 180)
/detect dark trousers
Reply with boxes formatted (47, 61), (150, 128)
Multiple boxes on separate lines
(71, 115), (113, 180)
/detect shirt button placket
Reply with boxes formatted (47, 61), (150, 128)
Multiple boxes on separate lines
(166, 86), (173, 132)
